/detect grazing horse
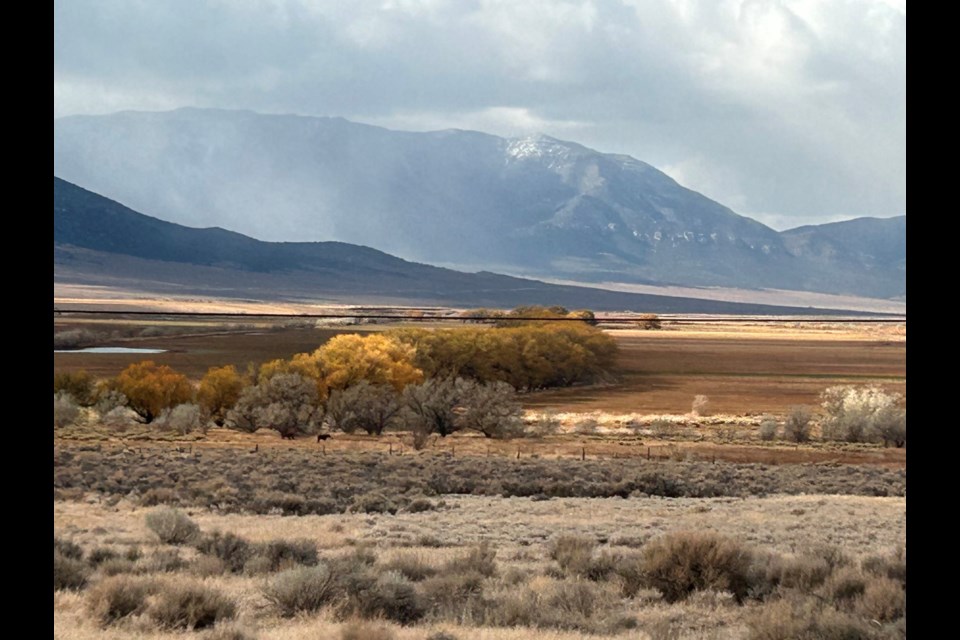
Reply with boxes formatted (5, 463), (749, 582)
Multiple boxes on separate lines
(316, 434), (332, 442)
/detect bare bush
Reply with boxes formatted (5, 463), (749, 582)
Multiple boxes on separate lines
(226, 373), (321, 438)
(820, 385), (906, 446)
(145, 507), (200, 545)
(641, 531), (754, 603)
(154, 403), (204, 434)
(148, 582), (237, 630)
(87, 575), (159, 625)
(325, 381), (403, 435)
(759, 417), (779, 441)
(783, 406), (813, 443)
(264, 565), (339, 616)
(456, 379), (524, 438)
(54, 550), (89, 590)
(54, 392), (80, 428)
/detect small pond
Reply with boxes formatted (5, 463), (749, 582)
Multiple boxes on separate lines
(54, 347), (168, 354)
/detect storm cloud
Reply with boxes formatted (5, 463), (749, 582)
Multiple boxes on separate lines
(54, 0), (905, 229)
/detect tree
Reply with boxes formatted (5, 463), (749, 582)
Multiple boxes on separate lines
(197, 365), (246, 426)
(820, 385), (906, 446)
(325, 382), (404, 435)
(53, 370), (95, 406)
(455, 379), (524, 438)
(314, 334), (423, 391)
(401, 378), (461, 438)
(114, 361), (193, 424)
(226, 373), (321, 438)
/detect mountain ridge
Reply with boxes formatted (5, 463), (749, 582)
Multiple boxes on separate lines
(53, 108), (905, 299)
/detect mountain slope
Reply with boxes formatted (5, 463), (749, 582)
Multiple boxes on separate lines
(53, 108), (905, 298)
(58, 177), (863, 315)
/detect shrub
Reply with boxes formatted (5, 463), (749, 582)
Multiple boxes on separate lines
(856, 576), (905, 622)
(747, 597), (875, 640)
(87, 575), (159, 625)
(637, 313), (662, 330)
(54, 392), (81, 428)
(263, 565), (339, 616)
(194, 531), (253, 573)
(115, 361), (194, 423)
(206, 624), (259, 640)
(402, 378), (462, 437)
(641, 531), (754, 603)
(154, 403), (204, 434)
(341, 622), (396, 640)
(783, 406), (812, 443)
(549, 535), (597, 577)
(148, 582), (237, 630)
(145, 507), (200, 545)
(455, 379), (524, 439)
(54, 370), (95, 405)
(325, 381), (404, 435)
(55, 536), (84, 560)
(254, 538), (319, 572)
(381, 552), (436, 582)
(88, 547), (119, 566)
(226, 373), (321, 438)
(345, 570), (425, 624)
(820, 385), (906, 446)
(54, 550), (89, 590)
(445, 542), (497, 578)
(759, 418), (779, 441)
(349, 491), (398, 515)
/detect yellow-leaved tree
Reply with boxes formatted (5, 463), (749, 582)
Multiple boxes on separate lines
(115, 361), (193, 424)
(197, 365), (246, 426)
(314, 334), (423, 391)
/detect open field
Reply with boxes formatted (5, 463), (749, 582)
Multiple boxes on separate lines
(54, 449), (906, 640)
(54, 305), (907, 638)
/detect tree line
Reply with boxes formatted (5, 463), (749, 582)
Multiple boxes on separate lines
(53, 315), (618, 442)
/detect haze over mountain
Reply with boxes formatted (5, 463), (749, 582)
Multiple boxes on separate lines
(56, 177), (881, 316)
(53, 108), (905, 299)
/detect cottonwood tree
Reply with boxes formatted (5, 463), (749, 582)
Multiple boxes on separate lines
(226, 373), (321, 438)
(325, 381), (404, 435)
(114, 361), (193, 424)
(197, 365), (246, 426)
(456, 379), (524, 438)
(315, 333), (424, 391)
(401, 378), (461, 438)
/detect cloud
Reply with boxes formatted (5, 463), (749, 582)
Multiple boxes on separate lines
(53, 0), (905, 227)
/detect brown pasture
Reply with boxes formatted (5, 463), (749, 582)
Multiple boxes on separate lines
(53, 319), (905, 416)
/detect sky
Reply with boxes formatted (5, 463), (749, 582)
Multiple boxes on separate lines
(54, 0), (905, 230)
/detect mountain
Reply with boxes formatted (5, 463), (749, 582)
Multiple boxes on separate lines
(781, 216), (906, 299)
(55, 177), (875, 315)
(53, 108), (905, 298)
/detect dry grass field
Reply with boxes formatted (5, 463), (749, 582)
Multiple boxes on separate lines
(54, 306), (907, 639)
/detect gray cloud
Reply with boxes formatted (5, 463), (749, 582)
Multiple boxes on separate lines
(54, 0), (905, 228)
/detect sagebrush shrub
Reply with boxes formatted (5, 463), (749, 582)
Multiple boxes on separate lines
(87, 575), (159, 625)
(641, 531), (754, 603)
(194, 531), (252, 573)
(148, 582), (237, 630)
(820, 385), (906, 446)
(263, 565), (339, 616)
(783, 407), (813, 443)
(549, 535), (597, 577)
(340, 622), (396, 640)
(54, 392), (80, 428)
(54, 550), (89, 591)
(759, 418), (779, 441)
(145, 507), (200, 545)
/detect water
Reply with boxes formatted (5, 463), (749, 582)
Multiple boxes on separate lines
(54, 347), (168, 354)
